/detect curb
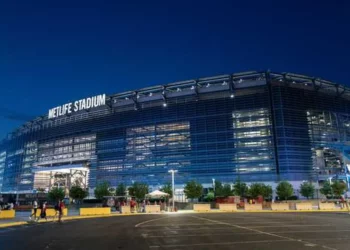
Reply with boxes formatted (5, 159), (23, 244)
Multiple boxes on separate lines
(0, 212), (153, 229)
(0, 222), (28, 228)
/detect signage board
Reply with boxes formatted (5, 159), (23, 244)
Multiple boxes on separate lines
(48, 94), (106, 119)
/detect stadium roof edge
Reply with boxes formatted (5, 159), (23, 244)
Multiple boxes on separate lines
(2, 70), (349, 142)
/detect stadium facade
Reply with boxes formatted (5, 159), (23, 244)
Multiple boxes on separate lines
(1, 71), (350, 196)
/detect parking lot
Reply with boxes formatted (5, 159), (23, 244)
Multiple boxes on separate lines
(1, 212), (350, 250)
(136, 212), (350, 250)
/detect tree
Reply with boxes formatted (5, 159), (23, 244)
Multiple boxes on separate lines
(128, 182), (149, 200)
(276, 181), (294, 200)
(94, 181), (111, 199)
(233, 180), (248, 197)
(48, 187), (65, 201)
(248, 183), (264, 199)
(248, 183), (273, 200)
(320, 182), (333, 198)
(69, 186), (88, 202)
(214, 181), (233, 198)
(300, 182), (315, 199)
(184, 180), (203, 200)
(262, 184), (273, 199)
(331, 181), (347, 197)
(205, 191), (215, 202)
(116, 183), (127, 196)
(221, 184), (234, 198)
(160, 183), (173, 197)
(214, 180), (223, 196)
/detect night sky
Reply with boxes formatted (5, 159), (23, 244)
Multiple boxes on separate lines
(1, 1), (349, 139)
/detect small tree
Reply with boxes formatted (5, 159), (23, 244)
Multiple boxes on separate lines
(48, 187), (65, 201)
(160, 183), (173, 198)
(94, 181), (111, 199)
(116, 183), (127, 196)
(262, 184), (273, 200)
(300, 182), (315, 200)
(320, 182), (333, 198)
(214, 180), (223, 197)
(128, 182), (149, 201)
(248, 183), (264, 199)
(184, 180), (203, 200)
(205, 191), (215, 202)
(276, 181), (294, 200)
(221, 184), (233, 198)
(233, 180), (248, 197)
(69, 186), (88, 202)
(332, 181), (347, 197)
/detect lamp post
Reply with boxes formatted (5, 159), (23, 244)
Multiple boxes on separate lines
(212, 178), (215, 192)
(168, 170), (178, 211)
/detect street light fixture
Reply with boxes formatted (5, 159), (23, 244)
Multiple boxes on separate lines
(168, 169), (178, 212)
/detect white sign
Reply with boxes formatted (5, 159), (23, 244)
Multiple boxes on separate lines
(48, 94), (106, 119)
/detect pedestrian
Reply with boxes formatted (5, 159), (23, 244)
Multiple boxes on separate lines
(29, 199), (38, 220)
(130, 199), (135, 213)
(58, 199), (65, 223)
(116, 201), (121, 212)
(142, 200), (146, 213)
(37, 202), (47, 222)
(53, 200), (60, 221)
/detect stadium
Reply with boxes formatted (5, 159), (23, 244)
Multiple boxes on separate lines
(1, 71), (350, 198)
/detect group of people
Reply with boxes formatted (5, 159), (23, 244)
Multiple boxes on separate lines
(0, 202), (14, 210)
(29, 199), (65, 223)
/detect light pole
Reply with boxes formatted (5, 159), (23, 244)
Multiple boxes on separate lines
(212, 178), (215, 192)
(168, 170), (178, 211)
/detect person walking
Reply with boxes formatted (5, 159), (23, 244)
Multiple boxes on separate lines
(58, 199), (65, 223)
(29, 199), (38, 221)
(37, 201), (47, 222)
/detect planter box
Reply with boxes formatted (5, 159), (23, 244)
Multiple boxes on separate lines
(32, 208), (68, 217)
(193, 204), (211, 212)
(295, 202), (312, 211)
(145, 205), (160, 213)
(0, 210), (15, 219)
(218, 204), (237, 212)
(319, 203), (340, 210)
(120, 206), (131, 214)
(271, 203), (289, 211)
(244, 204), (263, 211)
(80, 207), (111, 216)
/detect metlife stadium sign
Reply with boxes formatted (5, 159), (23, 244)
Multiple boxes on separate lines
(48, 94), (106, 119)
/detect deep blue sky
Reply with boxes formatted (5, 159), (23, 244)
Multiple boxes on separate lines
(0, 1), (349, 138)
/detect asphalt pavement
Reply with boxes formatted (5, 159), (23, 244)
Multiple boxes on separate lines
(1, 212), (350, 250)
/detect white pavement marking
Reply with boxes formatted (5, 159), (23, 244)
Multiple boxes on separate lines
(269, 229), (350, 234)
(149, 239), (293, 248)
(144, 232), (263, 238)
(138, 227), (232, 232)
(305, 243), (317, 247)
(190, 215), (339, 250)
(248, 224), (330, 228)
(138, 223), (220, 227)
(135, 217), (168, 228)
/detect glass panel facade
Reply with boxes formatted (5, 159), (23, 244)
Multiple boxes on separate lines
(1, 72), (350, 192)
